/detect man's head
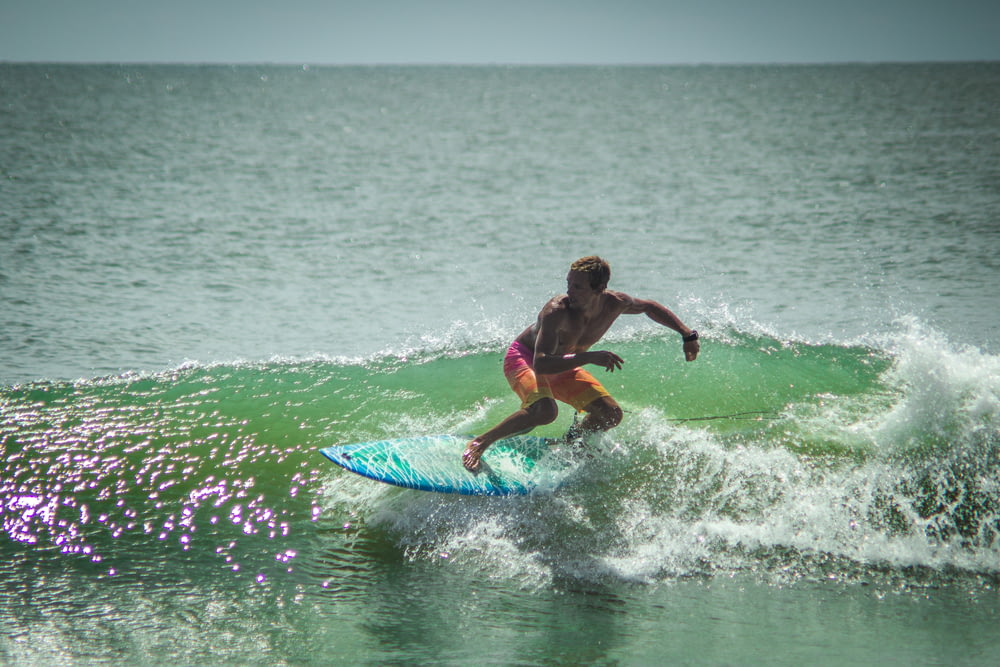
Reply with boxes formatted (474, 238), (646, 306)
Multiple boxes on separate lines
(569, 256), (611, 291)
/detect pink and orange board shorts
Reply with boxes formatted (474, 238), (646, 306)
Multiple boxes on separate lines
(503, 340), (611, 411)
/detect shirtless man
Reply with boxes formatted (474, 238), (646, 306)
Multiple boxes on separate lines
(462, 256), (700, 473)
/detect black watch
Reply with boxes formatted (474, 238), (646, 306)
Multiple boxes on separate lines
(682, 330), (699, 343)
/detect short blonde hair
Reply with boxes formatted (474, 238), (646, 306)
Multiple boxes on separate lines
(570, 256), (611, 290)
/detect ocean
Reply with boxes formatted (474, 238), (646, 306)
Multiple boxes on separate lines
(1, 63), (998, 665)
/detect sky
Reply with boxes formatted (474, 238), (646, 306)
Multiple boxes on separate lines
(2, 0), (998, 65)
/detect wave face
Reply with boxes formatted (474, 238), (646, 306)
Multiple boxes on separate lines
(2, 324), (997, 592)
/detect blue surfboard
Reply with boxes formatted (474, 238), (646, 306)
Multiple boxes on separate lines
(319, 434), (572, 496)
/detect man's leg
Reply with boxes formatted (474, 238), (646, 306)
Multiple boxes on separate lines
(463, 398), (558, 473)
(572, 395), (623, 437)
(552, 365), (621, 441)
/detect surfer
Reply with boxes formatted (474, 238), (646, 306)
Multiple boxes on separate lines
(462, 255), (700, 473)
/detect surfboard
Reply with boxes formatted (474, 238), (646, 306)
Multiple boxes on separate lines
(319, 434), (572, 496)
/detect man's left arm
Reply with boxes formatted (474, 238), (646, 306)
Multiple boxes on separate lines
(623, 295), (700, 362)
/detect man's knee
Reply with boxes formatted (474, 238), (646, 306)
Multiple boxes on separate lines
(526, 398), (559, 425)
(587, 397), (623, 429)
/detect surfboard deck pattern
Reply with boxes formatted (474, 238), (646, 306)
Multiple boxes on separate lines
(320, 434), (571, 496)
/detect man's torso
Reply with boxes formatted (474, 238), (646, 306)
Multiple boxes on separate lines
(515, 291), (631, 354)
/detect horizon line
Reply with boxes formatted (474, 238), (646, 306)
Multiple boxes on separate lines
(3, 58), (997, 67)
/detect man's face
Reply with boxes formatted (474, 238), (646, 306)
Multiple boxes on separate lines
(566, 270), (601, 308)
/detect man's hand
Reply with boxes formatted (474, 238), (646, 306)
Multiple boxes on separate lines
(588, 350), (624, 372)
(683, 339), (700, 362)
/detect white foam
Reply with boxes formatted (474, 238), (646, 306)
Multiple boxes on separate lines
(875, 320), (1000, 454)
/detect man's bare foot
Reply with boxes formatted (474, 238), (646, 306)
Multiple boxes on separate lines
(462, 439), (488, 473)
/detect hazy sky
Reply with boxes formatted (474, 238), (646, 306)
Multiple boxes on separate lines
(2, 0), (998, 65)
